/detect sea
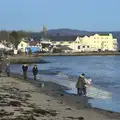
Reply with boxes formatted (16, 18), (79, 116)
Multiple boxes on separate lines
(11, 56), (120, 112)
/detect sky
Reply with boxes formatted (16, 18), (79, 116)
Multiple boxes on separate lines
(0, 0), (120, 31)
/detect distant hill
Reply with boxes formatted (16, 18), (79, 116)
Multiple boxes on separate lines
(47, 29), (93, 36)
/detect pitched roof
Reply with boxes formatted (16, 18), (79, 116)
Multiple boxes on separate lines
(49, 36), (78, 42)
(97, 33), (110, 36)
(28, 41), (41, 46)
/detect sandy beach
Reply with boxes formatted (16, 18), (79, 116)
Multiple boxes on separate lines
(0, 73), (120, 120)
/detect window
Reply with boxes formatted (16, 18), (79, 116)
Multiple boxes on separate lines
(83, 46), (85, 48)
(78, 46), (80, 49)
(87, 46), (89, 48)
(21, 44), (23, 47)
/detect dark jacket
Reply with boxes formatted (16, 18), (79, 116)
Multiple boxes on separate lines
(32, 67), (38, 75)
(22, 65), (28, 72)
(76, 75), (86, 89)
(6, 65), (10, 72)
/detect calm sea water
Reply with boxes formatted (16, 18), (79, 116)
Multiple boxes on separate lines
(11, 56), (120, 112)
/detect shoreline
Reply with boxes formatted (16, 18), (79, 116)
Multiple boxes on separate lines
(38, 52), (120, 56)
(6, 72), (120, 120)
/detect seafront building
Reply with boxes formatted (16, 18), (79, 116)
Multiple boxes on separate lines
(50, 34), (118, 52)
(17, 39), (28, 52)
(17, 38), (42, 53)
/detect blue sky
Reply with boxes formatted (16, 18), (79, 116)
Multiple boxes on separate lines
(0, 0), (120, 31)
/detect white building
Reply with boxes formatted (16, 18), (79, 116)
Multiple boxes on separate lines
(0, 43), (13, 51)
(49, 34), (118, 52)
(17, 39), (28, 52)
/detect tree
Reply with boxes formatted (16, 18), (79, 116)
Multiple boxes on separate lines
(9, 31), (19, 48)
(0, 31), (10, 42)
(10, 31), (29, 48)
(10, 31), (19, 40)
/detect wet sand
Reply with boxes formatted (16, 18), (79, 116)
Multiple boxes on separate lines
(0, 74), (120, 120)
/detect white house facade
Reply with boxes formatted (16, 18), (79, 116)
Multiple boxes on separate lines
(17, 40), (28, 52)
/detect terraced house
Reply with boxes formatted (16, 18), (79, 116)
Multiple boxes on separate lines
(50, 34), (118, 52)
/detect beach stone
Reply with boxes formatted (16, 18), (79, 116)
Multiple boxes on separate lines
(20, 96), (29, 102)
(0, 109), (14, 117)
(60, 93), (64, 96)
(10, 115), (37, 120)
(0, 96), (3, 100)
(0, 103), (8, 106)
(78, 117), (85, 120)
(65, 107), (72, 110)
(8, 100), (21, 106)
(66, 116), (85, 120)
(52, 89), (56, 91)
(20, 90), (29, 93)
(27, 103), (36, 108)
(10, 94), (17, 99)
(14, 107), (24, 112)
(33, 107), (58, 116)
(0, 99), (7, 103)
(33, 108), (49, 115)
(25, 93), (32, 98)
(46, 99), (51, 102)
(21, 109), (33, 115)
(57, 101), (63, 104)
(33, 113), (40, 117)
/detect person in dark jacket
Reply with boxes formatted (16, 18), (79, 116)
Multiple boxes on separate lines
(6, 63), (10, 77)
(32, 65), (38, 80)
(22, 64), (28, 80)
(76, 73), (86, 96)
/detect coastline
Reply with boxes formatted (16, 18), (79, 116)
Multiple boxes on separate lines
(37, 52), (120, 56)
(1, 72), (119, 120)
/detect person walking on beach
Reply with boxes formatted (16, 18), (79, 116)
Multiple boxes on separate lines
(6, 63), (10, 77)
(22, 64), (28, 80)
(32, 65), (38, 80)
(76, 73), (86, 96)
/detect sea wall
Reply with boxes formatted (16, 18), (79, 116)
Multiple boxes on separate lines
(8, 55), (48, 64)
